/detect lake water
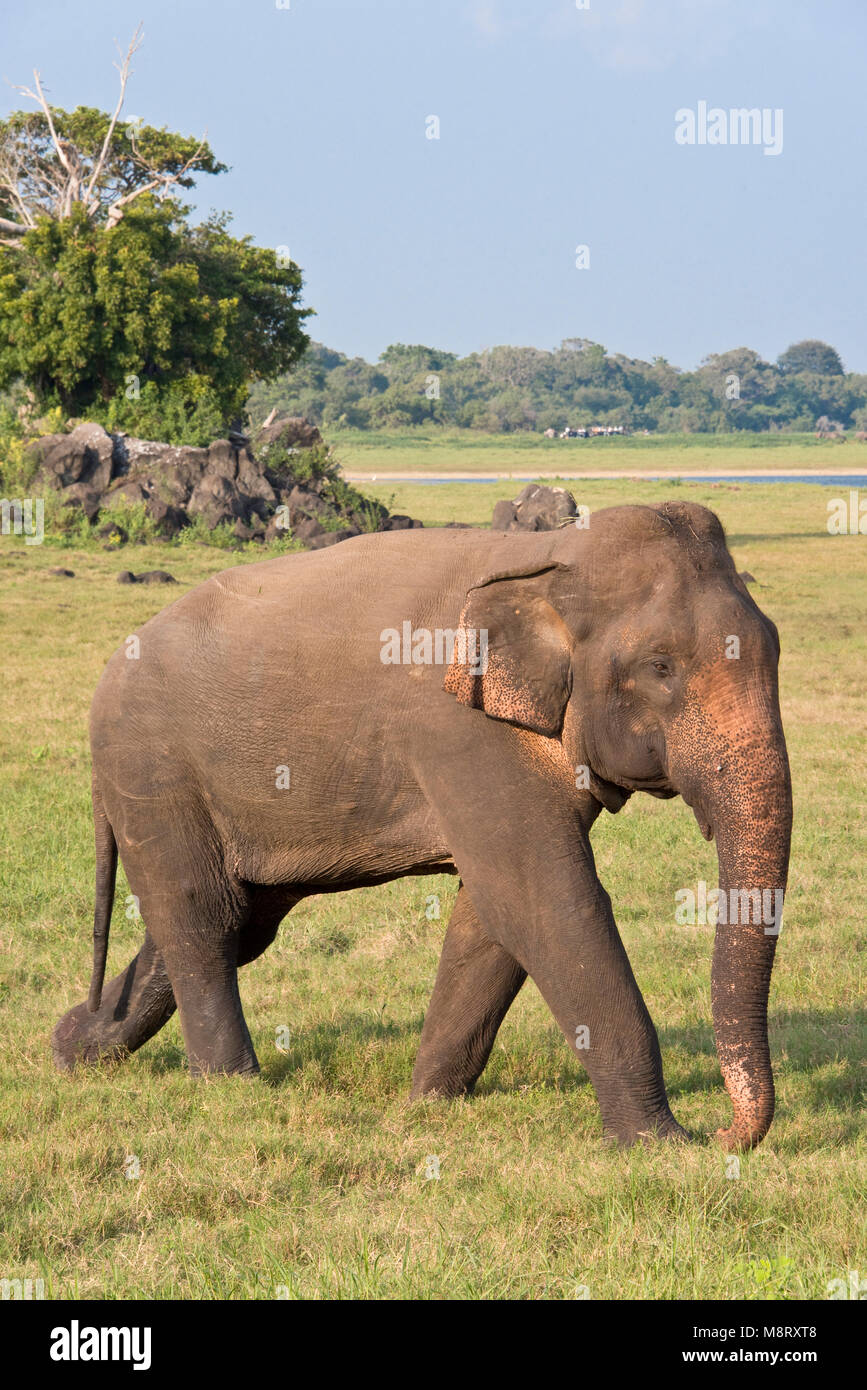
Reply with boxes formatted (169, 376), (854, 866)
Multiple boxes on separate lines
(399, 475), (867, 487)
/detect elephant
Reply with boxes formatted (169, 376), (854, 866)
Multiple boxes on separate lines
(52, 501), (792, 1149)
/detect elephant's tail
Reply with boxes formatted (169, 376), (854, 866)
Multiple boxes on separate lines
(87, 780), (118, 1013)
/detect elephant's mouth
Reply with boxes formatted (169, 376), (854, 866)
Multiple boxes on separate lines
(589, 766), (679, 812)
(587, 769), (632, 813)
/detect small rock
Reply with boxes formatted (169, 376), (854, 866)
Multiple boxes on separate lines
(139, 570), (177, 585)
(48, 567), (75, 577)
(116, 569), (177, 585)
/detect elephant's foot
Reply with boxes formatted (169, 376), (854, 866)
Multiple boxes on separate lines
(603, 1112), (692, 1148)
(187, 1050), (260, 1079)
(409, 1071), (475, 1101)
(53, 1001), (131, 1070)
(598, 1086), (693, 1147)
(52, 934), (176, 1072)
(166, 958), (260, 1079)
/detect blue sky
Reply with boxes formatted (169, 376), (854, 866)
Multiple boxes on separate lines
(2, 0), (864, 370)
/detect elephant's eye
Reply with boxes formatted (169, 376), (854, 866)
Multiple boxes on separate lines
(652, 659), (672, 676)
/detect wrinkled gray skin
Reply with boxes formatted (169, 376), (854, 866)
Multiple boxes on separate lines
(53, 502), (792, 1149)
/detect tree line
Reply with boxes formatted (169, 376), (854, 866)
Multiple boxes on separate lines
(248, 338), (867, 437)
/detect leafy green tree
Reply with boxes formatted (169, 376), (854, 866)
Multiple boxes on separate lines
(378, 343), (457, 380)
(246, 335), (867, 438)
(0, 197), (309, 427)
(777, 340), (844, 375)
(0, 31), (310, 437)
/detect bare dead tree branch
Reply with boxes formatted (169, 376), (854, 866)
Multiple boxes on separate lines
(83, 22), (143, 213)
(16, 70), (74, 179)
(0, 27), (214, 245)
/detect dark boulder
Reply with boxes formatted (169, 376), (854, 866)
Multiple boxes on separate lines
(116, 569), (177, 585)
(186, 473), (248, 529)
(130, 444), (210, 504)
(291, 516), (326, 542)
(378, 514), (423, 531)
(254, 413), (323, 456)
(232, 518), (265, 542)
(491, 500), (519, 532)
(263, 515), (292, 544)
(285, 485), (329, 522)
(146, 495), (188, 539)
(308, 530), (357, 550)
(102, 479), (151, 509)
(33, 422), (115, 492)
(62, 483), (103, 522)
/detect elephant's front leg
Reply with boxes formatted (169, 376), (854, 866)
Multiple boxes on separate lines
(525, 879), (689, 1146)
(411, 883), (526, 1098)
(414, 737), (688, 1146)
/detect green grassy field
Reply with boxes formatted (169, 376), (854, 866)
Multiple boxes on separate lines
(1, 472), (864, 1300)
(331, 429), (867, 476)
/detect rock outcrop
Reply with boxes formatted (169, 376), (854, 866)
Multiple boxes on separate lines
(491, 483), (579, 532)
(28, 415), (422, 548)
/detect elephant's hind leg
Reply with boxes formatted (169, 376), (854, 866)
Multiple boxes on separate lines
(52, 930), (176, 1070)
(142, 874), (260, 1078)
(410, 885), (526, 1099)
(52, 884), (298, 1074)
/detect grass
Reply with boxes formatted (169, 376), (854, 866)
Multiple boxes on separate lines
(0, 471), (864, 1300)
(330, 429), (867, 476)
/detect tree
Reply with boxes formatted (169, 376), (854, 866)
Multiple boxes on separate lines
(378, 343), (456, 379)
(777, 340), (844, 376)
(242, 335), (867, 439)
(0, 28), (225, 242)
(0, 31), (311, 436)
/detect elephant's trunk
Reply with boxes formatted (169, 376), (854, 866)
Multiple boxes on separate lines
(706, 732), (792, 1150)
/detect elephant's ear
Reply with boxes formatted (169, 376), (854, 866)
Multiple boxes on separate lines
(443, 563), (573, 735)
